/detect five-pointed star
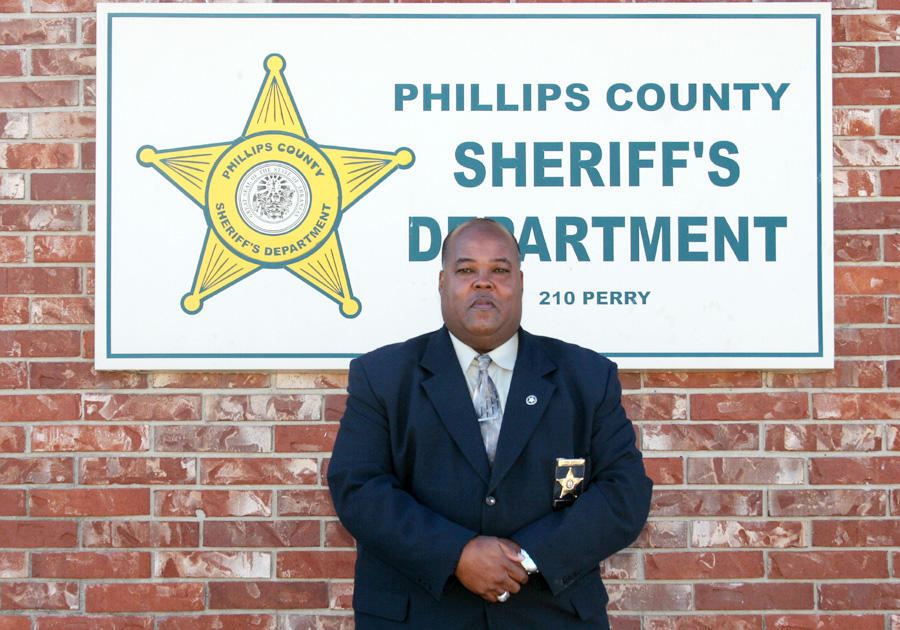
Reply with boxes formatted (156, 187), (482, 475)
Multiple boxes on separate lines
(556, 467), (584, 499)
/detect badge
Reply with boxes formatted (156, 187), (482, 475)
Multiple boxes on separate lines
(553, 458), (586, 509)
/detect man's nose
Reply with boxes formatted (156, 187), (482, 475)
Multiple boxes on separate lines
(473, 271), (493, 287)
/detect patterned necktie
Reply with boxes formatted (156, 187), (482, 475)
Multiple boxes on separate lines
(473, 354), (502, 465)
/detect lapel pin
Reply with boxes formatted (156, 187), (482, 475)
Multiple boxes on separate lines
(525, 394), (537, 406)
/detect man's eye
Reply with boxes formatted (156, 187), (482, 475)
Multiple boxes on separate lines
(493, 267), (510, 273)
(456, 267), (473, 274)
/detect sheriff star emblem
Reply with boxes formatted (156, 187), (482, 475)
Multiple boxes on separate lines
(137, 54), (414, 318)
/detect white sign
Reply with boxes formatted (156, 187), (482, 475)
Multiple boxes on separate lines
(96, 3), (833, 369)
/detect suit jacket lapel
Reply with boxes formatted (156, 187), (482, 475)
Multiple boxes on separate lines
(420, 327), (491, 484)
(489, 329), (557, 490)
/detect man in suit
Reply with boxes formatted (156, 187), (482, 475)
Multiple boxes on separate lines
(327, 218), (653, 629)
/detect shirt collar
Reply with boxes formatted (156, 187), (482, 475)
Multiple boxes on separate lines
(448, 330), (519, 374)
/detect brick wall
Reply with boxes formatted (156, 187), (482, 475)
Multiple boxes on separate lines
(1, 0), (898, 628)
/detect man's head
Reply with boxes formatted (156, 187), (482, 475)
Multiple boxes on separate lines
(439, 219), (523, 354)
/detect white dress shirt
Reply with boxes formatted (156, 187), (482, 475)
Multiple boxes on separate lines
(448, 331), (519, 413)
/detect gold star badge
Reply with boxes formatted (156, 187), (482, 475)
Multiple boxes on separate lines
(137, 54), (414, 317)
(556, 466), (584, 499)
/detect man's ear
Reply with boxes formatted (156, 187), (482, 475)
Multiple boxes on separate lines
(438, 270), (444, 292)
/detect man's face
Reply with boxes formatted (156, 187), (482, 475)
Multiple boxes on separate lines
(439, 223), (523, 354)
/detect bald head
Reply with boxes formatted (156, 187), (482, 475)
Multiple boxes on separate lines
(441, 219), (521, 269)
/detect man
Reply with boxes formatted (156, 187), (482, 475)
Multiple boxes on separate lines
(328, 218), (652, 629)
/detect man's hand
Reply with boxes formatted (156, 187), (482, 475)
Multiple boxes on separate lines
(454, 536), (528, 602)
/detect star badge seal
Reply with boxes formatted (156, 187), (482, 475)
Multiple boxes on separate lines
(553, 457), (586, 509)
(137, 53), (414, 317)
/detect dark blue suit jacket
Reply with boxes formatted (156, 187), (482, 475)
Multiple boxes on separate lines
(327, 327), (652, 629)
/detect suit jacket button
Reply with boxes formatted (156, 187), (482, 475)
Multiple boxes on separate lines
(485, 496), (496, 506)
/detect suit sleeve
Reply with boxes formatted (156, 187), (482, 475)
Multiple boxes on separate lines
(510, 362), (653, 596)
(327, 357), (477, 599)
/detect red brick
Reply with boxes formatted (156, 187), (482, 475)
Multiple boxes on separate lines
(891, 299), (900, 324)
(651, 489), (762, 517)
(618, 372), (640, 390)
(282, 617), (354, 630)
(645, 457), (683, 485)
(769, 550), (887, 579)
(0, 582), (78, 610)
(0, 0), (24, 10)
(814, 519), (900, 547)
(81, 18), (96, 44)
(84, 394), (201, 421)
(645, 616), (762, 630)
(835, 14), (900, 42)
(881, 45), (900, 72)
(33, 0), (96, 10)
(33, 235), (93, 262)
(884, 170), (900, 197)
(0, 81), (78, 108)
(324, 394), (347, 421)
(691, 393), (808, 421)
(0, 331), (80, 357)
(0, 490), (25, 515)
(33, 551), (150, 579)
(3, 267), (80, 294)
(201, 457), (316, 485)
(810, 456), (899, 484)
(31, 172), (94, 200)
(0, 521), (76, 547)
(882, 109), (900, 135)
(0, 236), (25, 262)
(0, 113), (27, 138)
(158, 551), (270, 578)
(606, 584), (692, 612)
(205, 394), (321, 421)
(835, 297), (886, 324)
(0, 142), (76, 169)
(86, 583), (204, 613)
(156, 425), (270, 452)
(275, 424), (339, 452)
(204, 520), (318, 548)
(819, 583), (900, 610)
(0, 203), (81, 230)
(0, 394), (80, 421)
(30, 297), (93, 324)
(277, 551), (355, 579)
(0, 618), (31, 630)
(325, 520), (353, 548)
(149, 372), (270, 388)
(275, 372), (348, 389)
(642, 423), (758, 451)
(766, 360), (885, 387)
(696, 582), (813, 610)
(32, 425), (148, 452)
(0, 298), (28, 324)
(890, 425), (900, 450)
(83, 79), (95, 105)
(838, 45), (876, 71)
(81, 457), (196, 485)
(645, 551), (763, 580)
(208, 582), (328, 610)
(31, 112), (95, 138)
(835, 77), (900, 105)
(835, 139), (900, 166)
(278, 489), (335, 516)
(692, 521), (805, 548)
(30, 488), (149, 516)
(836, 327), (900, 355)
(82, 329), (93, 358)
(835, 234), (880, 262)
(156, 490), (272, 518)
(158, 616), (276, 630)
(834, 169), (877, 197)
(0, 18), (75, 44)
(36, 617), (154, 630)
(85, 265), (94, 292)
(766, 615), (884, 630)
(886, 234), (900, 261)
(601, 552), (640, 580)
(32, 47), (95, 75)
(0, 552), (25, 578)
(633, 521), (689, 549)
(83, 520), (198, 548)
(836, 266), (900, 295)
(834, 108), (877, 135)
(766, 423), (882, 451)
(813, 392), (900, 419)
(30, 362), (145, 389)
(81, 140), (95, 169)
(0, 174), (24, 200)
(0, 427), (26, 453)
(0, 456), (72, 483)
(643, 371), (761, 388)
(623, 393), (687, 421)
(0, 362), (27, 389)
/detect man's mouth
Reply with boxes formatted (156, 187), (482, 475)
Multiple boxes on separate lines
(470, 297), (495, 310)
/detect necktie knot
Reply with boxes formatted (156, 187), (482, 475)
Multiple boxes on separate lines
(477, 354), (492, 371)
